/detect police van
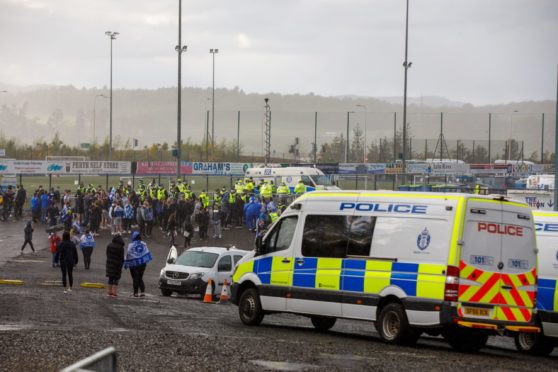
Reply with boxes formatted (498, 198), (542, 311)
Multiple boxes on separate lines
(245, 167), (339, 193)
(231, 191), (539, 352)
(515, 210), (558, 355)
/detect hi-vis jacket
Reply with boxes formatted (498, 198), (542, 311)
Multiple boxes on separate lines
(232, 191), (539, 332)
(532, 211), (558, 339)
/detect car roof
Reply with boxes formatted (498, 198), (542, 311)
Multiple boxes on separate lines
(187, 246), (248, 255)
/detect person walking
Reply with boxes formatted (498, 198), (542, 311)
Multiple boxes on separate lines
(123, 232), (152, 297)
(14, 185), (26, 220)
(197, 206), (209, 240)
(106, 234), (125, 298)
(21, 221), (35, 254)
(57, 231), (79, 293)
(141, 202), (154, 238)
(211, 208), (222, 239)
(167, 211), (178, 247)
(79, 229), (95, 270)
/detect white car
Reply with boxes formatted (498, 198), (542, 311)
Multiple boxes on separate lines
(159, 246), (248, 298)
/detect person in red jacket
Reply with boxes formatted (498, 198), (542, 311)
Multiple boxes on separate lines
(49, 231), (61, 268)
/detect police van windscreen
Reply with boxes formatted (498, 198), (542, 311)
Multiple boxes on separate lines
(310, 175), (335, 186)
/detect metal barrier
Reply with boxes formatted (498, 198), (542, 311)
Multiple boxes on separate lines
(60, 347), (117, 372)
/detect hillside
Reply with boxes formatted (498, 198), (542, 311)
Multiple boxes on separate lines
(0, 84), (555, 160)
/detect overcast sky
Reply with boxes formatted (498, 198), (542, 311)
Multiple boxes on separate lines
(0, 0), (556, 105)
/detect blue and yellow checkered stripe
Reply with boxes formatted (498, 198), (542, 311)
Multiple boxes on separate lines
(237, 256), (446, 301)
(537, 278), (558, 312)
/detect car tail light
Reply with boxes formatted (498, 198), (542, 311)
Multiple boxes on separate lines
(444, 265), (460, 302)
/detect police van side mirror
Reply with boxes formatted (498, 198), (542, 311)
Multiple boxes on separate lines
(167, 257), (176, 264)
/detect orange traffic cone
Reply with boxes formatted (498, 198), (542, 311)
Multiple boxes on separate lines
(203, 279), (214, 303)
(218, 279), (230, 303)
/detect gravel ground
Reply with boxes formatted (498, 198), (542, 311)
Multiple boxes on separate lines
(0, 222), (557, 371)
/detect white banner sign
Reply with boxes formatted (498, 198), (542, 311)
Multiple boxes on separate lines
(13, 160), (48, 174)
(47, 161), (132, 175)
(1, 160), (131, 174)
(507, 191), (555, 210)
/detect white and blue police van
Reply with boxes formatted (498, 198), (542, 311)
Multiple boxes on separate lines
(245, 167), (338, 193)
(515, 210), (558, 355)
(232, 190), (539, 352)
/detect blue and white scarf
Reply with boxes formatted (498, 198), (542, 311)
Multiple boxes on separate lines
(123, 240), (152, 269)
(79, 234), (96, 250)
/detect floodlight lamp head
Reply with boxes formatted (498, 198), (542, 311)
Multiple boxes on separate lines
(264, 98), (269, 104)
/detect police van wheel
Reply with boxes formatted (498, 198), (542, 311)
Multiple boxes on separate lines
(515, 333), (555, 356)
(377, 303), (420, 345)
(310, 316), (336, 332)
(239, 288), (264, 326)
(443, 327), (488, 353)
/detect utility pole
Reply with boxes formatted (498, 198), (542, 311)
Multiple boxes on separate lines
(264, 98), (271, 165)
(209, 48), (219, 160)
(401, 0), (412, 171)
(105, 31), (119, 160)
(175, 0), (188, 178)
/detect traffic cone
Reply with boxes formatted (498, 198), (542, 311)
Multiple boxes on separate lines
(218, 279), (230, 304)
(203, 279), (214, 303)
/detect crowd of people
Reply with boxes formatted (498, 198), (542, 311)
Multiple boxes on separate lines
(2, 176), (307, 295)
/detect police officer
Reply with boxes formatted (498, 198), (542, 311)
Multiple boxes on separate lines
(277, 182), (290, 195)
(294, 179), (306, 195)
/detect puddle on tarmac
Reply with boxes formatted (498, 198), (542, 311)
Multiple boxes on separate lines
(0, 324), (32, 331)
(109, 328), (129, 332)
(8, 259), (45, 263)
(250, 360), (319, 371)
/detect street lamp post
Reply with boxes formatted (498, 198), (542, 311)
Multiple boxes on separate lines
(209, 48), (219, 160)
(93, 94), (108, 145)
(105, 31), (119, 161)
(402, 0), (412, 172)
(356, 104), (367, 163)
(175, 0), (188, 178)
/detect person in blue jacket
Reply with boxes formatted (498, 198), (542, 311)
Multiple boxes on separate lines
(40, 191), (50, 224)
(31, 192), (40, 223)
(124, 231), (152, 297)
(244, 196), (261, 232)
(79, 229), (95, 269)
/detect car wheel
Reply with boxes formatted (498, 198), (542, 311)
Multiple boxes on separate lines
(443, 326), (488, 353)
(160, 289), (173, 297)
(377, 303), (421, 345)
(515, 332), (555, 356)
(311, 316), (336, 332)
(238, 288), (264, 326)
